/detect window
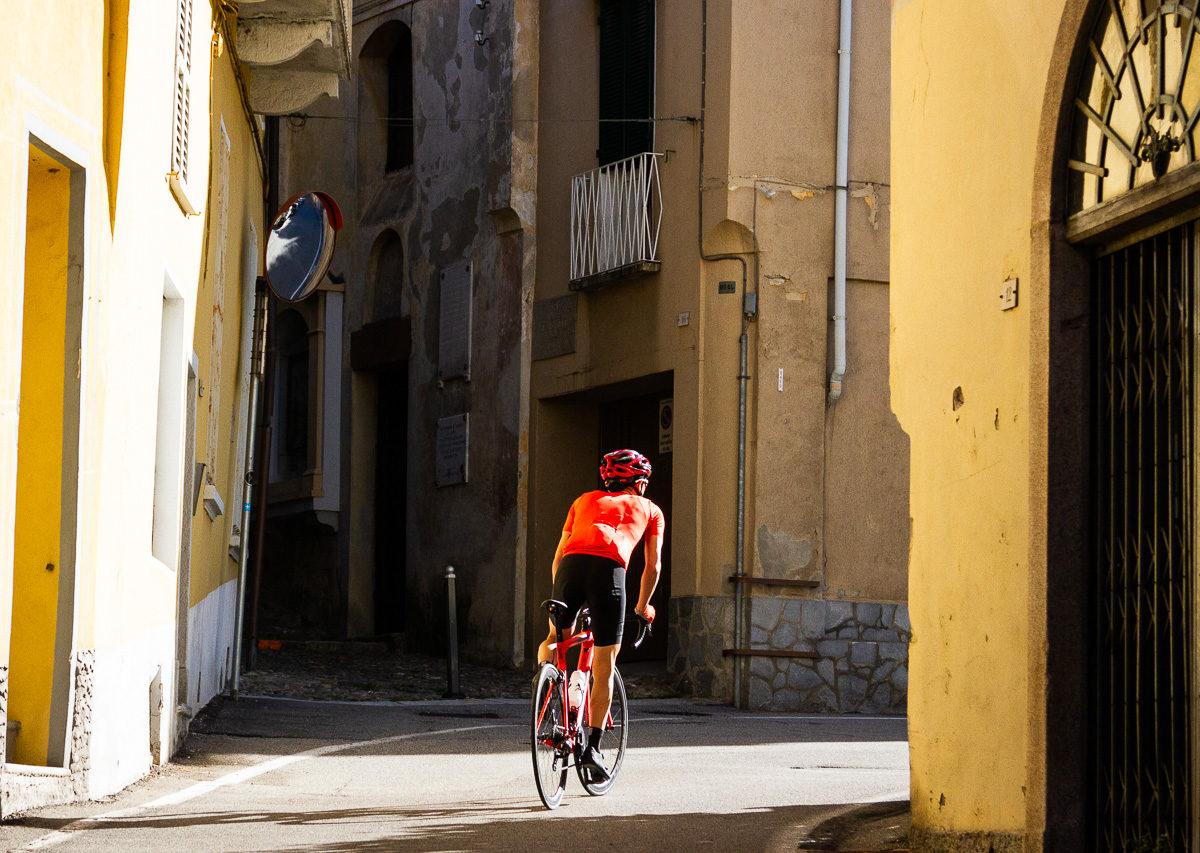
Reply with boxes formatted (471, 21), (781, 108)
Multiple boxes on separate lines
(360, 20), (415, 175)
(152, 285), (186, 566)
(598, 0), (655, 166)
(275, 309), (310, 480)
(367, 229), (407, 322)
(387, 30), (414, 171)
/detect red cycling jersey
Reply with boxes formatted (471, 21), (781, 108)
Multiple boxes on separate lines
(560, 490), (665, 569)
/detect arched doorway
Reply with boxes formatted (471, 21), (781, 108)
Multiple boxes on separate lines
(1042, 1), (1200, 845)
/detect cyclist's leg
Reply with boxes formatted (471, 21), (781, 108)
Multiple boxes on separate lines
(588, 643), (619, 725)
(537, 619), (557, 664)
(539, 557), (586, 663)
(584, 560), (626, 732)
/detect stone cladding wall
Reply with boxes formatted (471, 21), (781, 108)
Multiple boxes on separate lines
(748, 598), (909, 713)
(668, 595), (910, 714)
(667, 596), (734, 699)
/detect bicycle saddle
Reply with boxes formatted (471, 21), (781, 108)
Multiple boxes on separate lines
(541, 599), (569, 626)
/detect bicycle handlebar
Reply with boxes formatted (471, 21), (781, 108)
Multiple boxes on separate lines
(631, 613), (653, 649)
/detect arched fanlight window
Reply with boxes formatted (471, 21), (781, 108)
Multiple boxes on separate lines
(1069, 2), (1200, 214)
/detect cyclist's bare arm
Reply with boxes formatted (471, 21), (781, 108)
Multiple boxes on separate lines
(635, 532), (662, 616)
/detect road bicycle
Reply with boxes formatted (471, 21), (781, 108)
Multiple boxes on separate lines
(530, 599), (651, 809)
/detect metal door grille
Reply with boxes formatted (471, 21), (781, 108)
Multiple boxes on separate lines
(1094, 221), (1194, 850)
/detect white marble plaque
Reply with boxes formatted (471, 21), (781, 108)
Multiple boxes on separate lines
(438, 262), (472, 380)
(436, 413), (469, 486)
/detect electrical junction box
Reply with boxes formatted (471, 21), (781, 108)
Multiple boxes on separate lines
(203, 483), (225, 520)
(1001, 278), (1019, 310)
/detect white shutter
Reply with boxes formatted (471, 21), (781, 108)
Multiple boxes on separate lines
(171, 0), (193, 186)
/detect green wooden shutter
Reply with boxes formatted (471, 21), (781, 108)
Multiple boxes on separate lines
(624, 0), (654, 159)
(597, 0), (655, 166)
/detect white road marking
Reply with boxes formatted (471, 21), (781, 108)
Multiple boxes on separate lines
(24, 722), (520, 850)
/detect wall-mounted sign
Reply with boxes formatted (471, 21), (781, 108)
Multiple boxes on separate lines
(658, 398), (673, 455)
(436, 413), (469, 486)
(438, 262), (472, 381)
(532, 293), (577, 361)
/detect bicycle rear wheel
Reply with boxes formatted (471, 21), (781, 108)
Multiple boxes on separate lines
(577, 667), (628, 795)
(531, 664), (569, 809)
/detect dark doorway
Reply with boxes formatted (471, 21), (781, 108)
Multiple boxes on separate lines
(599, 388), (672, 661)
(1091, 222), (1194, 849)
(374, 366), (408, 634)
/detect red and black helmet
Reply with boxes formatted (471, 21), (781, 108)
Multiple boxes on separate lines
(600, 449), (652, 489)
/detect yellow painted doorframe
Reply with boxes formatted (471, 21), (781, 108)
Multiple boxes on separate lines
(8, 134), (85, 768)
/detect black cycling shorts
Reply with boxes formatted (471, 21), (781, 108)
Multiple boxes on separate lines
(551, 553), (626, 647)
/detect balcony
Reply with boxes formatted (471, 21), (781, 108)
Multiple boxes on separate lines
(235, 0), (352, 115)
(569, 152), (663, 291)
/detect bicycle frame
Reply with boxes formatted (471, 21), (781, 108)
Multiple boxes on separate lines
(534, 617), (615, 757)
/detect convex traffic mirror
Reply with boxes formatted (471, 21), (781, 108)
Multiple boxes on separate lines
(264, 191), (343, 302)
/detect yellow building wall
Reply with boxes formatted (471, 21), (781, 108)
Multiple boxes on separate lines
(187, 46), (264, 611)
(891, 0), (1068, 840)
(0, 0), (263, 794)
(8, 153), (71, 766)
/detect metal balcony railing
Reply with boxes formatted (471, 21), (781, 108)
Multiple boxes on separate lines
(569, 152), (663, 288)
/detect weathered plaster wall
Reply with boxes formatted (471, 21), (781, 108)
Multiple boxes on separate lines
(529, 0), (904, 709)
(892, 0), (1068, 844)
(273, 0), (537, 666)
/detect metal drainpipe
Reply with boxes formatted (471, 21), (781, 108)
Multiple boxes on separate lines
(232, 280), (269, 698)
(828, 0), (853, 404)
(698, 0), (752, 709)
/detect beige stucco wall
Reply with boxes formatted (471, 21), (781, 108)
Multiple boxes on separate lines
(530, 0), (905, 687)
(892, 0), (1069, 841)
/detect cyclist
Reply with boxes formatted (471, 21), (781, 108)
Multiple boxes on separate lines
(537, 448), (664, 782)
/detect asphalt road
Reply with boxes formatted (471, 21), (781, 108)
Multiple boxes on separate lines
(4, 697), (909, 852)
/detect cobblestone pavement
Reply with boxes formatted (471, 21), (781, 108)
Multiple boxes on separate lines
(237, 642), (682, 703)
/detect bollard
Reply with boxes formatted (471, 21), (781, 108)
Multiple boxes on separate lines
(444, 565), (465, 699)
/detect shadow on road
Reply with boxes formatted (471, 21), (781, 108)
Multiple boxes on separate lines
(15, 799), (910, 851)
(190, 696), (907, 750)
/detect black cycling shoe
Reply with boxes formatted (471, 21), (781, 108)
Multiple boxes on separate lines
(579, 745), (610, 782)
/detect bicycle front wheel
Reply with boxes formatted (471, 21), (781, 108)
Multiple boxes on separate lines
(531, 664), (569, 809)
(577, 666), (629, 795)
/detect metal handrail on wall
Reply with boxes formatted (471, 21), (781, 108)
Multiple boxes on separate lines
(570, 152), (663, 283)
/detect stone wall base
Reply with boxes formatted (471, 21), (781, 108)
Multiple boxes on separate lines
(668, 596), (734, 699)
(908, 828), (1026, 852)
(0, 665), (7, 766)
(668, 594), (909, 713)
(1, 650), (93, 819)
